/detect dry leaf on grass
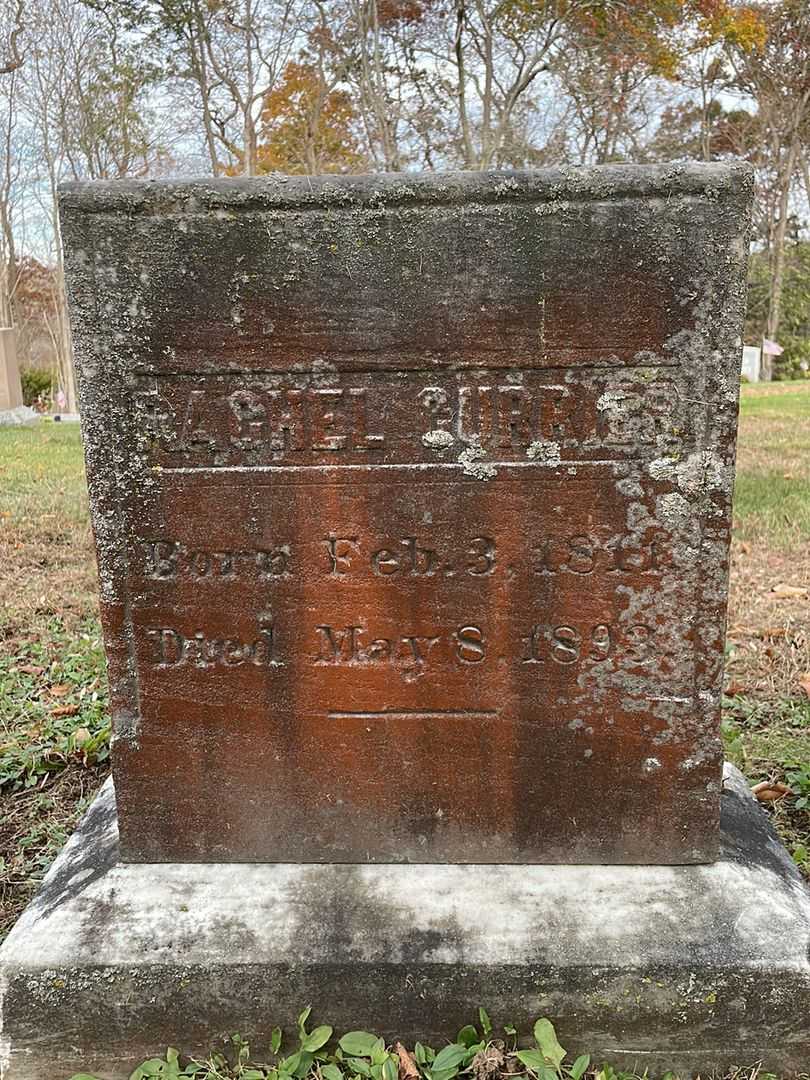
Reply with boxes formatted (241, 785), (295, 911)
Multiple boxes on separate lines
(771, 583), (809, 599)
(724, 682), (748, 696)
(73, 728), (92, 748)
(752, 780), (792, 802)
(394, 1043), (419, 1080)
(15, 663), (44, 676)
(755, 626), (789, 640)
(51, 703), (80, 718)
(47, 683), (71, 697)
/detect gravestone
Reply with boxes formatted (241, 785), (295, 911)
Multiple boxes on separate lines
(741, 343), (762, 382)
(55, 165), (744, 865)
(0, 328), (24, 412)
(2, 164), (810, 1078)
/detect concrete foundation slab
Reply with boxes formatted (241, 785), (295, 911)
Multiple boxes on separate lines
(1, 765), (809, 1079)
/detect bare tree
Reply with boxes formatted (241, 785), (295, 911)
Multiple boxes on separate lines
(112, 0), (305, 175)
(0, 0), (25, 74)
(0, 0), (27, 333)
(729, 0), (810, 375)
(20, 0), (164, 407)
(0, 68), (22, 327)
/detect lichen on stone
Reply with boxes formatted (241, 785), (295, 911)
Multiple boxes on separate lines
(458, 439), (497, 480)
(422, 429), (455, 452)
(526, 439), (561, 466)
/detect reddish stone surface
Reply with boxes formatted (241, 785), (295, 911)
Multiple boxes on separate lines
(59, 165), (753, 863)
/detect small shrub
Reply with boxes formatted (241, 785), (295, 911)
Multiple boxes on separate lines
(19, 367), (53, 406)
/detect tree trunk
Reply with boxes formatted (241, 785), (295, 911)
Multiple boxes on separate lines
(763, 134), (799, 380)
(244, 112), (258, 176)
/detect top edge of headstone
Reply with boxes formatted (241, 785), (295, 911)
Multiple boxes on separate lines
(58, 161), (754, 215)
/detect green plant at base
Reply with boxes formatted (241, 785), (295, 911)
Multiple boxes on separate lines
(515, 1019), (589, 1080)
(785, 763), (810, 811)
(59, 1005), (791, 1080)
(66, 1016), (600, 1080)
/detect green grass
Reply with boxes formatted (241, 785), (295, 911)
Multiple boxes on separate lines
(0, 421), (108, 938)
(725, 382), (810, 874)
(732, 472), (810, 543)
(0, 421), (89, 515)
(735, 381), (810, 548)
(0, 618), (109, 788)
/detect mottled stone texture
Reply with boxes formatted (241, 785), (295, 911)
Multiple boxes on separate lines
(58, 164), (753, 864)
(2, 767), (810, 1079)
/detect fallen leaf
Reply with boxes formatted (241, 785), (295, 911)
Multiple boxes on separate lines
(51, 704), (80, 718)
(771, 583), (809, 599)
(395, 1043), (419, 1080)
(724, 682), (747, 697)
(752, 780), (791, 802)
(48, 683), (71, 697)
(755, 626), (788, 640)
(73, 727), (92, 748)
(16, 663), (44, 676)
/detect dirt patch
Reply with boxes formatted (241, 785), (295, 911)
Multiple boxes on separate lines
(727, 538), (810, 701)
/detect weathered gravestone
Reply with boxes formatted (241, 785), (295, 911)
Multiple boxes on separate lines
(35, 166), (753, 864)
(2, 164), (810, 1078)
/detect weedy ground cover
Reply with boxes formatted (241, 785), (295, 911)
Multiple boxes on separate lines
(723, 381), (810, 873)
(66, 1011), (807, 1080)
(0, 422), (108, 937)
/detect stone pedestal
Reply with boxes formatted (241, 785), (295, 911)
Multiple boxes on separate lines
(0, 329), (23, 412)
(2, 765), (809, 1079)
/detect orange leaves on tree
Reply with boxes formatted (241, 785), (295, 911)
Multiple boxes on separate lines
(559, 0), (767, 80)
(258, 61), (364, 176)
(377, 0), (427, 25)
(692, 0), (768, 51)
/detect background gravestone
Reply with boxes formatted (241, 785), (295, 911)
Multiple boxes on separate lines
(0, 329), (24, 413)
(60, 165), (751, 865)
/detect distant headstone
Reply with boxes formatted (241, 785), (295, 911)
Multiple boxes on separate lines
(0, 327), (24, 411)
(59, 166), (752, 865)
(742, 344), (761, 382)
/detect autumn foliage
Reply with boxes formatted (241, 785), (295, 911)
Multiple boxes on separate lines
(259, 61), (363, 175)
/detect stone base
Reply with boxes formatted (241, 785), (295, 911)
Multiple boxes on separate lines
(0, 406), (37, 426)
(2, 766), (809, 1079)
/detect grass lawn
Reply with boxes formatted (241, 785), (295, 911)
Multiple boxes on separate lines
(0, 421), (109, 941)
(0, 387), (809, 1077)
(724, 381), (810, 870)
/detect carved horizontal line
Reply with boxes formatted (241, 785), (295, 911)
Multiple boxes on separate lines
(328, 710), (498, 719)
(157, 460), (636, 475)
(134, 363), (680, 378)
